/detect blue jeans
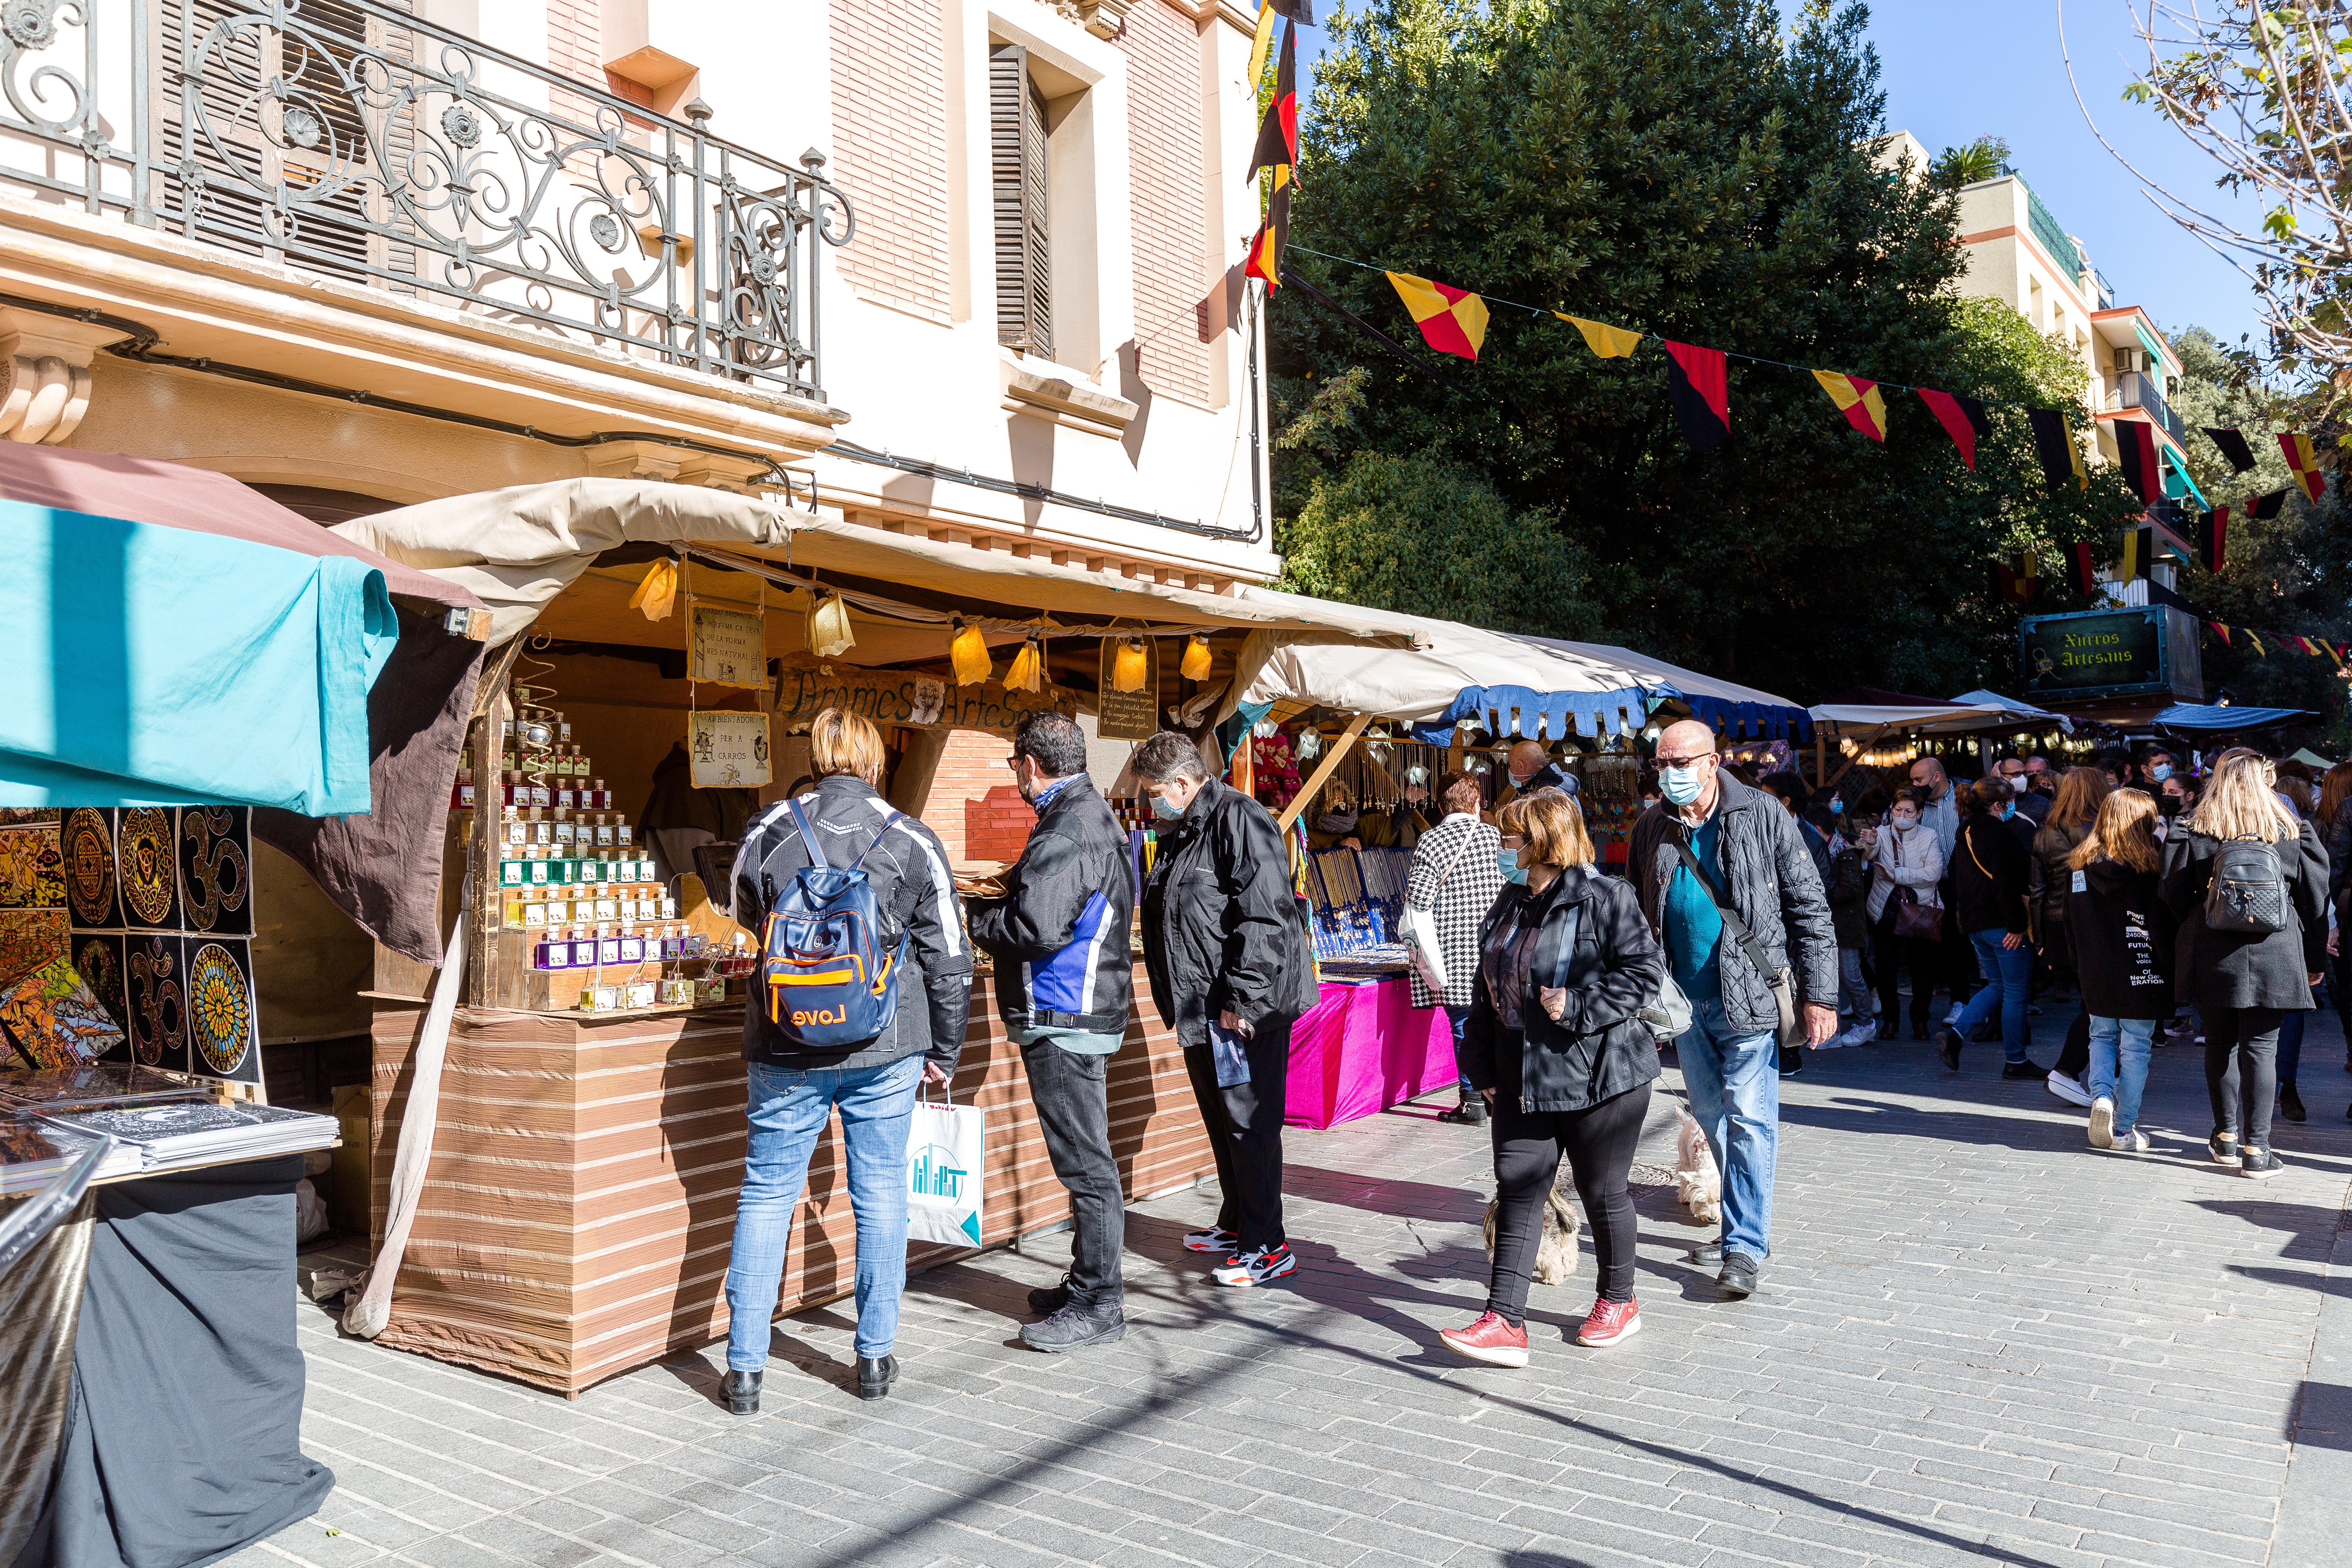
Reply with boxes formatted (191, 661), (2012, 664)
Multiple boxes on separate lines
(725, 1054), (921, 1368)
(1953, 928), (2032, 1063)
(1445, 1005), (1472, 1096)
(1677, 996), (1779, 1260)
(2087, 1016), (2155, 1135)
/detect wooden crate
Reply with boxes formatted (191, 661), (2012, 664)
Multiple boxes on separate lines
(368, 966), (1210, 1394)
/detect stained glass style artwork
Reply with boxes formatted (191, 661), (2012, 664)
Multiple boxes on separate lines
(186, 941), (254, 1076)
(178, 806), (251, 936)
(126, 932), (186, 1071)
(73, 933), (126, 1049)
(118, 808), (177, 927)
(0, 956), (126, 1069)
(63, 808), (119, 927)
(0, 823), (65, 911)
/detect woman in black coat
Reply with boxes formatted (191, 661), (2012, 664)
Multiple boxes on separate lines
(2064, 789), (2174, 1153)
(2159, 748), (2329, 1179)
(1445, 788), (1665, 1368)
(1937, 777), (2037, 1076)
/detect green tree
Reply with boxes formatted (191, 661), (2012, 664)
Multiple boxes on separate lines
(1273, 0), (2142, 700)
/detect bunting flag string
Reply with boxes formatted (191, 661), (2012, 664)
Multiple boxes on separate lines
(2208, 621), (2231, 648)
(2253, 488), (2287, 519)
(2115, 421), (2161, 505)
(1664, 342), (1731, 452)
(2027, 409), (2088, 494)
(2070, 542), (2100, 597)
(1918, 389), (1987, 471)
(1239, 17), (1299, 289)
(2281, 432), (2327, 501)
(2116, 526), (2152, 583)
(2198, 504), (2228, 572)
(2190, 619), (2352, 664)
(1386, 271), (1489, 360)
(1246, 20), (1297, 184)
(1813, 371), (1888, 441)
(2203, 426), (2259, 473)
(1559, 313), (1642, 358)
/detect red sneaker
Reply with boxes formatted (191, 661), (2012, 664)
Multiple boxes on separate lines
(1439, 1311), (1530, 1368)
(1576, 1297), (1641, 1348)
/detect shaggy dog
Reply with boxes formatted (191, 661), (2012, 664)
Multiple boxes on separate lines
(1481, 1182), (1582, 1286)
(1675, 1105), (1721, 1225)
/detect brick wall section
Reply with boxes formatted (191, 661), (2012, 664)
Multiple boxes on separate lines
(1118, 0), (1213, 404)
(830, 0), (953, 321)
(543, 2), (654, 140)
(921, 728), (1034, 863)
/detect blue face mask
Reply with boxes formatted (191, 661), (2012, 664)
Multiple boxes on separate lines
(1829, 798), (1844, 814)
(1496, 847), (1529, 886)
(1150, 791), (1184, 821)
(1658, 765), (1705, 806)
(2148, 763), (2173, 783)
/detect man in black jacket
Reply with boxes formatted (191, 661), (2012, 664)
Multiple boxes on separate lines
(968, 711), (1135, 1352)
(1133, 729), (1316, 1288)
(721, 709), (972, 1412)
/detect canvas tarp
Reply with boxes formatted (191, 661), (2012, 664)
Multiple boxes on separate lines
(1807, 701), (2022, 737)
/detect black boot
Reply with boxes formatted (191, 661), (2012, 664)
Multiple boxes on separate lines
(1436, 1097), (1486, 1125)
(856, 1354), (899, 1400)
(723, 1369), (761, 1416)
(2280, 1081), (2307, 1123)
(1027, 1275), (1073, 1315)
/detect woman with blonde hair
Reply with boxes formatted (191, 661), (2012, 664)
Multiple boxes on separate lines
(1444, 788), (1665, 1365)
(2029, 767), (2114, 1106)
(2160, 748), (2329, 1178)
(2065, 791), (2174, 1152)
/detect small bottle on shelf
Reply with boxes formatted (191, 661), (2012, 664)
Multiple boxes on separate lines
(557, 711), (573, 743)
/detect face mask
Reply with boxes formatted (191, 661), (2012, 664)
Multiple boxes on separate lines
(1658, 765), (1705, 806)
(1496, 848), (1529, 886)
(1829, 798), (1844, 814)
(1150, 791), (1184, 821)
(2148, 764), (2173, 783)
(2001, 804), (2015, 821)
(1893, 814), (1919, 831)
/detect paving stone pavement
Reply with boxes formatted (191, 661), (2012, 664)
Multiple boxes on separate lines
(229, 1012), (2352, 1568)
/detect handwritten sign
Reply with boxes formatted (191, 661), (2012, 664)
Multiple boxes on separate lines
(1095, 638), (1161, 740)
(688, 711), (772, 788)
(689, 604), (767, 688)
(773, 664), (1075, 737)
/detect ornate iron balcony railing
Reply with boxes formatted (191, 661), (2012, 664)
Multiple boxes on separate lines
(2108, 370), (2186, 450)
(0, 0), (854, 402)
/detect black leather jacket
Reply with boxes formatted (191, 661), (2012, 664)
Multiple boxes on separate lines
(1139, 777), (1315, 1044)
(1460, 865), (1664, 1113)
(969, 775), (1135, 1035)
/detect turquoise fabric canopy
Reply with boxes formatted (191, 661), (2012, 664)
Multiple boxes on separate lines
(0, 498), (397, 816)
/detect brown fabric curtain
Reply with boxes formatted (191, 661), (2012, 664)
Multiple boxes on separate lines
(0, 1193), (94, 1565)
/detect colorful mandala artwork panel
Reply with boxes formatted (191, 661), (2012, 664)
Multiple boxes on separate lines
(118, 807), (178, 928)
(0, 956), (126, 1069)
(185, 941), (256, 1078)
(72, 932), (129, 1060)
(63, 808), (120, 928)
(0, 908), (68, 988)
(0, 823), (65, 911)
(126, 932), (186, 1070)
(178, 806), (253, 937)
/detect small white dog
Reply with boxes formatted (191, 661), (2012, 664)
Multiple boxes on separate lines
(1675, 1105), (1722, 1226)
(1482, 1185), (1582, 1286)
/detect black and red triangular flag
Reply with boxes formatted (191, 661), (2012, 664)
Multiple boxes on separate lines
(2253, 487), (2287, 519)
(2203, 426), (2257, 473)
(1918, 389), (1987, 471)
(2070, 541), (2099, 597)
(1246, 23), (1297, 184)
(1662, 342), (1729, 452)
(2115, 419), (2161, 505)
(2198, 506), (2228, 572)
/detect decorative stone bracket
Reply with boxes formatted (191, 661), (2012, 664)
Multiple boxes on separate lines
(1055, 0), (1130, 39)
(0, 312), (123, 445)
(586, 439), (773, 492)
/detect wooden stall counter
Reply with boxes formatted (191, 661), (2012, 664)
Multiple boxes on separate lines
(367, 964), (1209, 1395)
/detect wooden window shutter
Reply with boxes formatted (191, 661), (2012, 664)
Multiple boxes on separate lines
(990, 44), (1052, 360)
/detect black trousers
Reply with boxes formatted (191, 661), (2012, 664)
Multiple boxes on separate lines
(1872, 906), (1938, 1033)
(1020, 1037), (1126, 1309)
(1487, 1079), (1652, 1322)
(2205, 1006), (2285, 1151)
(2054, 1009), (2091, 1081)
(2332, 948), (2352, 1057)
(1940, 885), (1979, 1004)
(1180, 1013), (1292, 1253)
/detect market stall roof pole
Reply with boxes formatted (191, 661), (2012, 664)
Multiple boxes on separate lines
(1819, 724), (1891, 794)
(1278, 712), (1374, 832)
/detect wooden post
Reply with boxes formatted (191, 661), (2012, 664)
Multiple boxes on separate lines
(1279, 711), (1374, 831)
(463, 641), (525, 1008)
(1813, 730), (1826, 790)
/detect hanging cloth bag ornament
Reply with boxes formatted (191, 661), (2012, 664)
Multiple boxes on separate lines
(808, 592), (856, 659)
(1004, 634), (1046, 693)
(629, 558), (679, 621)
(950, 619), (994, 685)
(1179, 634), (1213, 681)
(1111, 636), (1149, 694)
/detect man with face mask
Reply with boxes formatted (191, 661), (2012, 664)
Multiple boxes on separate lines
(1133, 730), (1319, 1288)
(1997, 755), (2049, 828)
(967, 710), (1136, 1351)
(1627, 720), (1838, 1299)
(1494, 740), (1574, 815)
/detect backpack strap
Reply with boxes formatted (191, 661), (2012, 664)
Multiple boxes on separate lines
(847, 810), (908, 872)
(784, 799), (828, 871)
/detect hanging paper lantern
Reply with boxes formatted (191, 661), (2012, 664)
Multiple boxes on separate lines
(807, 592), (855, 658)
(1294, 727), (1321, 759)
(1005, 635), (1045, 693)
(950, 620), (993, 685)
(628, 558), (678, 622)
(1180, 634), (1213, 681)
(1112, 637), (1149, 694)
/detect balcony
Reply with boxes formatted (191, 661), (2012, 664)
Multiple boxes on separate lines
(2107, 370), (2186, 450)
(0, 0), (853, 403)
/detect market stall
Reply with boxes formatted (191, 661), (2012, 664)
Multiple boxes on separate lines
(329, 478), (1418, 1393)
(1807, 687), (2106, 797)
(0, 446), (484, 1566)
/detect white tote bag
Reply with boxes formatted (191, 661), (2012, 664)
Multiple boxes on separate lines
(906, 1086), (986, 1248)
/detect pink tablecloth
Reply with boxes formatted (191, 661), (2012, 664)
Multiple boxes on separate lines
(1284, 976), (1462, 1129)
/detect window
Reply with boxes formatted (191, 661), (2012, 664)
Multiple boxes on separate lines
(2027, 276), (2044, 330)
(990, 44), (1051, 360)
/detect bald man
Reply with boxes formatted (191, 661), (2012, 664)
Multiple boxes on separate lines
(1626, 719), (1837, 1299)
(1492, 740), (1574, 815)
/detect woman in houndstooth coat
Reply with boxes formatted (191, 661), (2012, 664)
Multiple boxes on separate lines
(1406, 769), (1507, 1123)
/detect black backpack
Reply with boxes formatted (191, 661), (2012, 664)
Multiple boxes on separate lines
(2205, 836), (2289, 935)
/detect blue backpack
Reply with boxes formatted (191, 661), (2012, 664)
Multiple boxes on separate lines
(759, 799), (910, 1048)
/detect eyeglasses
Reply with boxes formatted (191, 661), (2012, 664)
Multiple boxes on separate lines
(1654, 751), (1715, 769)
(1003, 756), (1023, 772)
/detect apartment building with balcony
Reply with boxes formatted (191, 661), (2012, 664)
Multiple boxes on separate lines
(1876, 130), (2201, 594)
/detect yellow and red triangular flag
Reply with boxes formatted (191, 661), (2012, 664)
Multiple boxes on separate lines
(1386, 272), (1488, 361)
(1242, 179), (1289, 288)
(2246, 630), (2267, 657)
(2208, 621), (2230, 647)
(2281, 431), (2326, 501)
(1557, 314), (1642, 358)
(1812, 371), (1888, 441)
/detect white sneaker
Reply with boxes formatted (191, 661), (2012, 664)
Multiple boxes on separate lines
(2088, 1097), (2114, 1149)
(1944, 1006), (1965, 1026)
(1210, 1244), (1298, 1287)
(2111, 1127), (2149, 1153)
(2046, 1070), (2092, 1109)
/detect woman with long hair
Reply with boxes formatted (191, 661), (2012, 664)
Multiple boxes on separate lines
(2066, 791), (2175, 1152)
(1444, 789), (1665, 1365)
(2030, 767), (2114, 1107)
(2160, 749), (2330, 1178)
(1865, 787), (1945, 1040)
(2317, 760), (2352, 1071)
(1938, 778), (2038, 1077)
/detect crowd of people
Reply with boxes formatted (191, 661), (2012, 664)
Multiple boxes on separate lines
(706, 705), (2349, 1411)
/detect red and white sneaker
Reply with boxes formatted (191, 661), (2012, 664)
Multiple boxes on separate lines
(1183, 1226), (1240, 1254)
(1439, 1311), (1530, 1368)
(1210, 1243), (1297, 1287)
(1576, 1297), (1641, 1348)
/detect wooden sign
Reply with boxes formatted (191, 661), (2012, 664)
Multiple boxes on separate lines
(688, 711), (772, 788)
(773, 664), (1074, 737)
(688, 604), (767, 688)
(1095, 638), (1161, 740)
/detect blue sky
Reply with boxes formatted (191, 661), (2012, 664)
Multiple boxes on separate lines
(1298, 1), (2267, 352)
